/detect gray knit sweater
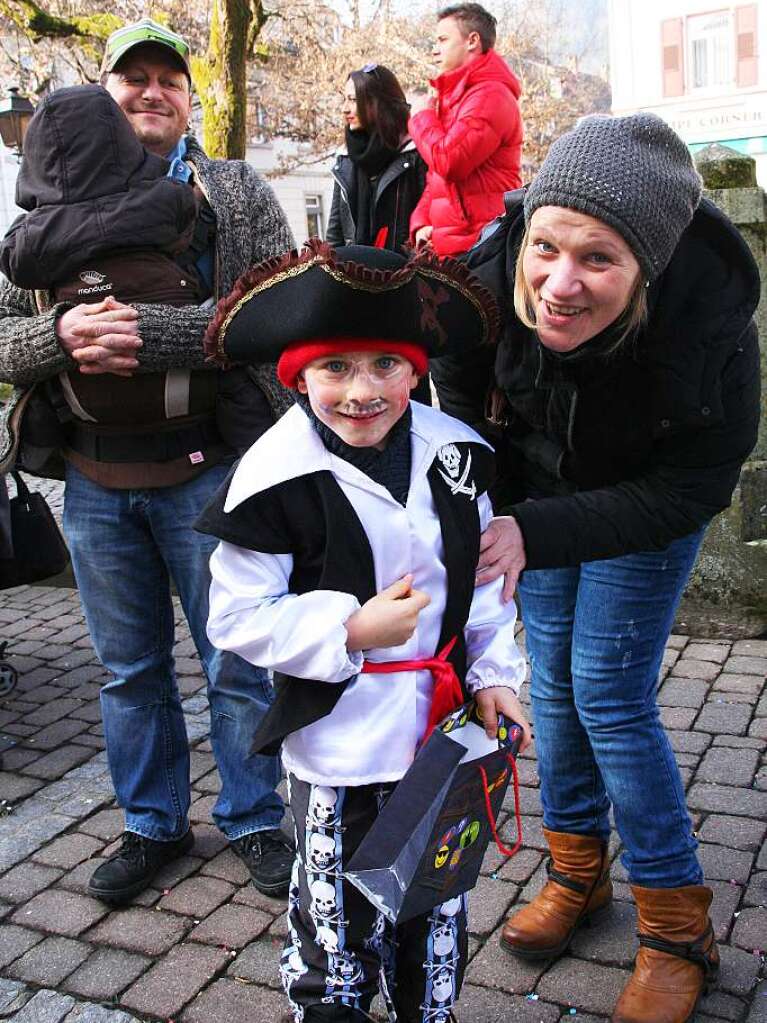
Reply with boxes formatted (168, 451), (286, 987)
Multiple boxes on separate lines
(0, 135), (296, 475)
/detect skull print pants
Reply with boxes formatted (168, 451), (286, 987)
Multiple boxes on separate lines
(281, 774), (468, 1022)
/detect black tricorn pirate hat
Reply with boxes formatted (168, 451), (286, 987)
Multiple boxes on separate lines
(203, 240), (500, 366)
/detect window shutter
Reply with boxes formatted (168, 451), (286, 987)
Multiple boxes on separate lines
(661, 18), (685, 97)
(736, 5), (758, 87)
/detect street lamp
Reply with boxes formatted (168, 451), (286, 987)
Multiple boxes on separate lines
(0, 87), (35, 158)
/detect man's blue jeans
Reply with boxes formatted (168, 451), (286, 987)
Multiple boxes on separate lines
(517, 530), (705, 888)
(63, 462), (283, 842)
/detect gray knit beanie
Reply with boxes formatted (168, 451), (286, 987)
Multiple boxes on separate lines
(524, 113), (702, 281)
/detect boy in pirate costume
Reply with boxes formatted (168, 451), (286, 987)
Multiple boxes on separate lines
(197, 241), (529, 1023)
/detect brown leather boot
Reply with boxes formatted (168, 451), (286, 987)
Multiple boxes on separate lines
(500, 827), (612, 959)
(612, 884), (719, 1023)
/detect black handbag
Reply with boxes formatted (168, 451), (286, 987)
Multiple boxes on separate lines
(0, 471), (70, 589)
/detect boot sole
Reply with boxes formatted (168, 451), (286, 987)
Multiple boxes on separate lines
(500, 900), (613, 961)
(250, 876), (290, 898)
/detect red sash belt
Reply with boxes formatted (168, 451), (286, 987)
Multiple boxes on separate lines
(361, 636), (463, 742)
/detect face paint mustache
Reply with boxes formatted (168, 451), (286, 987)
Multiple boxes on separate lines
(332, 399), (389, 417)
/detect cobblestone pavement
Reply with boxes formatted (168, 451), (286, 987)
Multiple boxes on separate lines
(0, 570), (764, 1022)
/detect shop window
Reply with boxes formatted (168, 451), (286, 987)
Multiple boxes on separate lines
(688, 10), (732, 89)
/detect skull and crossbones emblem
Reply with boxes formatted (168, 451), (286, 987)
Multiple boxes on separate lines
(437, 445), (476, 500)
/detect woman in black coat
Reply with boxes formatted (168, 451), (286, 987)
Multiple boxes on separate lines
(431, 114), (760, 1023)
(326, 63), (427, 253)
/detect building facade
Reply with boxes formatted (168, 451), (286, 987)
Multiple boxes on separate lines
(609, 1), (767, 181)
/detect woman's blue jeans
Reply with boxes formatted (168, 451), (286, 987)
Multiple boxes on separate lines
(517, 530), (706, 888)
(63, 462), (283, 843)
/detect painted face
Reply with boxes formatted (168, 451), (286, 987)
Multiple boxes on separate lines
(522, 207), (641, 353)
(297, 350), (419, 451)
(105, 44), (192, 156)
(433, 17), (477, 73)
(342, 78), (362, 131)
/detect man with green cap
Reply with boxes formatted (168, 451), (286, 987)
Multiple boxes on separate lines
(0, 17), (296, 904)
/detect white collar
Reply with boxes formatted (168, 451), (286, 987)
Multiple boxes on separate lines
(224, 401), (491, 512)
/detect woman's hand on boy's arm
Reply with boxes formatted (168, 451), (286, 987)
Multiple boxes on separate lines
(345, 574), (431, 652)
(474, 687), (532, 753)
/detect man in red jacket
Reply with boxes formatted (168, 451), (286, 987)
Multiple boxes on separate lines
(409, 3), (523, 256)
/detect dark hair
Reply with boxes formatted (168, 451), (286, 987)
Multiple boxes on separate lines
(437, 3), (497, 51)
(348, 65), (409, 149)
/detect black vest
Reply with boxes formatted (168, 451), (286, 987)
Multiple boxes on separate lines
(195, 441), (493, 755)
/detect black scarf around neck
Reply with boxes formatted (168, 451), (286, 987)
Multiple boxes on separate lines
(296, 393), (413, 506)
(345, 128), (399, 245)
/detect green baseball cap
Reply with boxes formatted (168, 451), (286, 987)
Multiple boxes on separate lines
(102, 18), (192, 81)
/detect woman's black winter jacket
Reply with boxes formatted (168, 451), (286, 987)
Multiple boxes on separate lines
(326, 141), (427, 252)
(430, 192), (761, 569)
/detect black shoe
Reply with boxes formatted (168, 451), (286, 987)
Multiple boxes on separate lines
(87, 829), (194, 905)
(230, 828), (294, 897)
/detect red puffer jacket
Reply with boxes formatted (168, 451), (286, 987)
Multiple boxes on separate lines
(409, 49), (522, 256)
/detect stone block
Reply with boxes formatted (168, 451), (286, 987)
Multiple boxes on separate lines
(710, 879), (747, 942)
(77, 809), (123, 841)
(157, 875), (233, 916)
(0, 772), (43, 801)
(12, 889), (108, 937)
(231, 884), (288, 916)
(688, 783), (767, 818)
(699, 990), (746, 1020)
(200, 848), (250, 885)
(660, 707), (697, 730)
(63, 947), (151, 1000)
(147, 853), (202, 891)
(718, 944), (762, 996)
(658, 678), (709, 708)
(465, 924), (548, 994)
(671, 659), (721, 681)
(743, 871), (767, 909)
(33, 833), (103, 869)
(725, 655), (767, 676)
(189, 793), (217, 823)
(227, 937), (284, 988)
(698, 747), (760, 786)
(696, 814), (766, 851)
(731, 908), (767, 952)
(732, 640), (767, 657)
(8, 989), (75, 1023)
(180, 978), (288, 1023)
(7, 935), (90, 986)
(0, 924), (43, 969)
(21, 699), (82, 728)
(0, 977), (31, 1016)
(467, 875), (519, 936)
(668, 730), (711, 754)
(188, 904), (272, 948)
(569, 900), (637, 967)
(485, 846), (541, 885)
(62, 1005), (138, 1023)
(455, 984), (560, 1022)
(536, 957), (630, 1016)
(20, 745), (94, 780)
(187, 823), (229, 861)
(746, 980), (767, 1022)
(0, 861), (63, 904)
(85, 907), (191, 956)
(695, 702), (753, 735)
(121, 942), (230, 1019)
(688, 643), (731, 663)
(713, 674), (765, 696)
(26, 718), (89, 750)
